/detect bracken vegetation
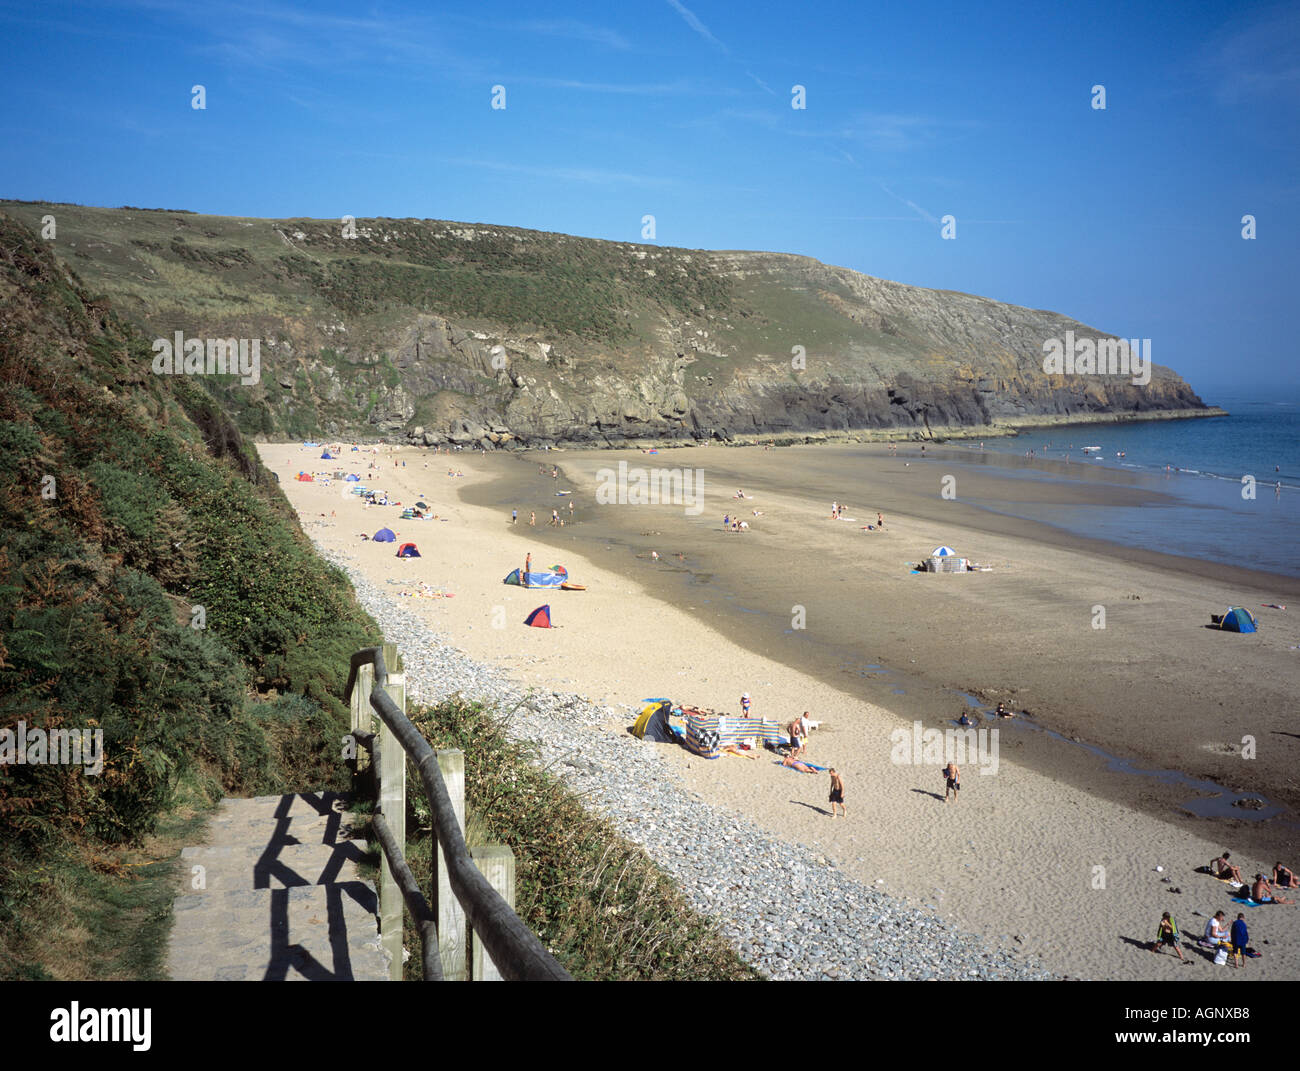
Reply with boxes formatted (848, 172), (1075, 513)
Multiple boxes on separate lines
(0, 212), (378, 978)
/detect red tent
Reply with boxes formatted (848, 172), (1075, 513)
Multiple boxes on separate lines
(396, 543), (421, 558)
(524, 605), (552, 628)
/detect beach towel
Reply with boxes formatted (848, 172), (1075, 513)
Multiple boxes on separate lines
(773, 759), (827, 773)
(1230, 897), (1268, 907)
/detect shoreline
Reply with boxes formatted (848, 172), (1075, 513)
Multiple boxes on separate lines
(465, 441), (1300, 839)
(259, 441), (1300, 981)
(695, 407), (1231, 447)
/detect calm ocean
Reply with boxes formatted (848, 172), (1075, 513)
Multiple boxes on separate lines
(955, 395), (1300, 578)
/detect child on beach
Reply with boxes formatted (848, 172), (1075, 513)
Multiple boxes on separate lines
(1150, 912), (1185, 961)
(1230, 914), (1249, 968)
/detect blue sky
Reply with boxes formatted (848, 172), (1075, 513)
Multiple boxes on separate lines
(1, 0), (1296, 400)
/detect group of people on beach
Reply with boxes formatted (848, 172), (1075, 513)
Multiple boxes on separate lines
(1149, 852), (1297, 968)
(1211, 851), (1297, 903)
(735, 698), (844, 819)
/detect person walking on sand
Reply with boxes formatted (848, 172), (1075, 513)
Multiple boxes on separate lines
(569, 500), (574, 518)
(523, 553), (531, 588)
(828, 768), (846, 818)
(511, 509), (517, 525)
(1150, 912), (1185, 961)
(740, 692), (751, 716)
(942, 761), (960, 803)
(877, 512), (884, 529)
(529, 511), (536, 527)
(549, 509), (559, 526)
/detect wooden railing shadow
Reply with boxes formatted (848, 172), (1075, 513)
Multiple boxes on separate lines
(241, 791), (377, 981)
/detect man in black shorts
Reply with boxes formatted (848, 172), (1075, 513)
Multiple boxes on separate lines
(943, 761), (960, 803)
(828, 768), (845, 818)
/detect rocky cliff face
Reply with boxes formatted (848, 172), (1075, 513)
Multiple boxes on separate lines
(0, 202), (1212, 447)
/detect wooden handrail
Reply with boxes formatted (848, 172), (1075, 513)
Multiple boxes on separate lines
(346, 646), (571, 981)
(370, 811), (442, 981)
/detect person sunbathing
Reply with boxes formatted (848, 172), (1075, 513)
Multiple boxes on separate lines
(1251, 875), (1295, 904)
(1274, 862), (1299, 889)
(782, 754), (815, 774)
(1212, 852), (1245, 884)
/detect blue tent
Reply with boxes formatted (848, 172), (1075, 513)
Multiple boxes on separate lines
(504, 569), (563, 587)
(345, 473), (361, 482)
(373, 528), (396, 543)
(1220, 607), (1257, 633)
(321, 451), (335, 459)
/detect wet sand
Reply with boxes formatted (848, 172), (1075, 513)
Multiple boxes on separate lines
(259, 440), (1300, 981)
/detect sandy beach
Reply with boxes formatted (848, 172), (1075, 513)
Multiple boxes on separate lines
(258, 440), (1300, 981)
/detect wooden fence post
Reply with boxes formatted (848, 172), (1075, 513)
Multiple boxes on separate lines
(378, 644), (406, 982)
(350, 661), (374, 775)
(470, 846), (516, 981)
(434, 749), (467, 980)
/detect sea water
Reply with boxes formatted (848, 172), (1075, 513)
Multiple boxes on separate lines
(957, 396), (1300, 578)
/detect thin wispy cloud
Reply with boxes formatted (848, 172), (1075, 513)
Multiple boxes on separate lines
(446, 157), (681, 190)
(666, 0), (729, 55)
(106, 0), (478, 78)
(1209, 7), (1300, 105)
(879, 184), (938, 226)
(747, 71), (777, 97)
(515, 19), (631, 50)
(515, 75), (700, 96)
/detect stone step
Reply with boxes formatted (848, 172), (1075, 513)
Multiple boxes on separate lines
(213, 792), (356, 820)
(199, 810), (362, 846)
(168, 882), (391, 981)
(179, 840), (376, 892)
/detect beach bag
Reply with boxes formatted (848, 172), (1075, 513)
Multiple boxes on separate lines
(1213, 945), (1228, 966)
